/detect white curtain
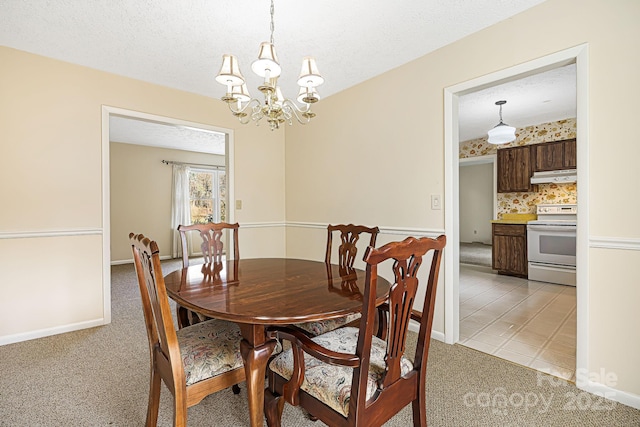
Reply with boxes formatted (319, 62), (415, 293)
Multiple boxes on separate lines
(171, 164), (191, 259)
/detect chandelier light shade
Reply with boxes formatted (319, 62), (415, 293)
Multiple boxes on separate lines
(487, 100), (516, 144)
(230, 84), (251, 103)
(215, 55), (245, 86)
(251, 42), (281, 78)
(215, 0), (324, 131)
(298, 57), (324, 87)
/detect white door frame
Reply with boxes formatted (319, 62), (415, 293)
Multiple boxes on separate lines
(443, 44), (589, 380)
(100, 106), (235, 324)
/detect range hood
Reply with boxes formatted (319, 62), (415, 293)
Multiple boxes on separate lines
(530, 169), (577, 184)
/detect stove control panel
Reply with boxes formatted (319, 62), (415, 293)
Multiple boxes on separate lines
(536, 204), (577, 215)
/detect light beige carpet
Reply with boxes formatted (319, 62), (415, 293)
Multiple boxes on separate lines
(460, 242), (492, 267)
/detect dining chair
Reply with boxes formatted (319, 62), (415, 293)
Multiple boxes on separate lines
(293, 224), (379, 336)
(264, 234), (446, 427)
(130, 233), (245, 427)
(178, 222), (240, 267)
(176, 222), (240, 328)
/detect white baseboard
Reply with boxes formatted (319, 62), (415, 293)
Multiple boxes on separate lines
(580, 379), (640, 410)
(0, 318), (108, 346)
(110, 254), (173, 265)
(408, 320), (445, 342)
(430, 330), (446, 342)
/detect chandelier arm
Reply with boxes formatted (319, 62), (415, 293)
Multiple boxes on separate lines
(226, 98), (263, 124)
(251, 103), (265, 125)
(228, 98), (261, 114)
(227, 98), (260, 115)
(281, 99), (312, 125)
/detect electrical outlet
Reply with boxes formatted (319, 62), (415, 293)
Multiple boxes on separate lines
(235, 200), (242, 210)
(431, 195), (441, 210)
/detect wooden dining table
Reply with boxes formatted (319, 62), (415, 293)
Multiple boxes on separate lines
(163, 258), (391, 427)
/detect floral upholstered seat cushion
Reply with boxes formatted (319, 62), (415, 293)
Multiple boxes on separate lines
(177, 319), (282, 386)
(269, 326), (413, 417)
(293, 313), (361, 336)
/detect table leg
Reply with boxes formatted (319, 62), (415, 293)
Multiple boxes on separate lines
(239, 324), (277, 427)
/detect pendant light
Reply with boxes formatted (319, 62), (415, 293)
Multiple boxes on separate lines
(487, 100), (516, 144)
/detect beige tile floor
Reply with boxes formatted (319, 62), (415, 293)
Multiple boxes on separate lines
(459, 264), (577, 381)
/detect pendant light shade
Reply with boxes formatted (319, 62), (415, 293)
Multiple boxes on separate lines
(487, 100), (516, 144)
(488, 123), (517, 144)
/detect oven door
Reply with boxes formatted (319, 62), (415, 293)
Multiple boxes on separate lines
(527, 223), (576, 267)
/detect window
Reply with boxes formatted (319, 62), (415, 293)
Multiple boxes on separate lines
(188, 169), (226, 224)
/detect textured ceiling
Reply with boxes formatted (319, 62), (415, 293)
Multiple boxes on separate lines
(109, 116), (226, 155)
(2, 0), (574, 149)
(458, 63), (576, 141)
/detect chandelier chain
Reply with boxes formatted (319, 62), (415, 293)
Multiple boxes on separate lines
(269, 0), (275, 45)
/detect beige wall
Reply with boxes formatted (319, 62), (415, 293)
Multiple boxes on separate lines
(0, 46), (286, 343)
(109, 142), (225, 262)
(284, 0), (640, 400)
(2, 0), (639, 404)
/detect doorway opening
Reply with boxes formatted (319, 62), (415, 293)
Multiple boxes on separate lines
(443, 44), (589, 381)
(100, 106), (234, 323)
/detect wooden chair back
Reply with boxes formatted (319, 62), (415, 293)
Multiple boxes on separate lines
(130, 233), (181, 384)
(325, 224), (379, 273)
(290, 224), (379, 335)
(130, 232), (245, 426)
(178, 222), (240, 267)
(356, 235), (446, 424)
(176, 222), (240, 328)
(266, 234), (446, 427)
(130, 233), (190, 424)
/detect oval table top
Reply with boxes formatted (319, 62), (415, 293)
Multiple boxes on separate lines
(163, 258), (391, 325)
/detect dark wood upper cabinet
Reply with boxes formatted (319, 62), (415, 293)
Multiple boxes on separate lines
(497, 145), (536, 193)
(532, 138), (577, 171)
(563, 138), (577, 169)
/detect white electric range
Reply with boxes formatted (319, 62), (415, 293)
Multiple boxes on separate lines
(527, 204), (577, 286)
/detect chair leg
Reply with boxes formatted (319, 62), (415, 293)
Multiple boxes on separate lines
(173, 395), (188, 427)
(412, 380), (427, 427)
(375, 308), (388, 339)
(145, 368), (161, 427)
(176, 305), (189, 329)
(264, 389), (285, 427)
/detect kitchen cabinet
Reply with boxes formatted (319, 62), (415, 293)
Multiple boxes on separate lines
(532, 138), (577, 171)
(492, 223), (528, 277)
(497, 145), (536, 193)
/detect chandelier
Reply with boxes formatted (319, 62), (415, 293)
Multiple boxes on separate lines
(215, 0), (324, 131)
(487, 100), (516, 144)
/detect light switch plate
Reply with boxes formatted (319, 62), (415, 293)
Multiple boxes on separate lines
(235, 200), (242, 210)
(431, 195), (441, 210)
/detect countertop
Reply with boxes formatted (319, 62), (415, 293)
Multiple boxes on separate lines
(491, 213), (537, 225)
